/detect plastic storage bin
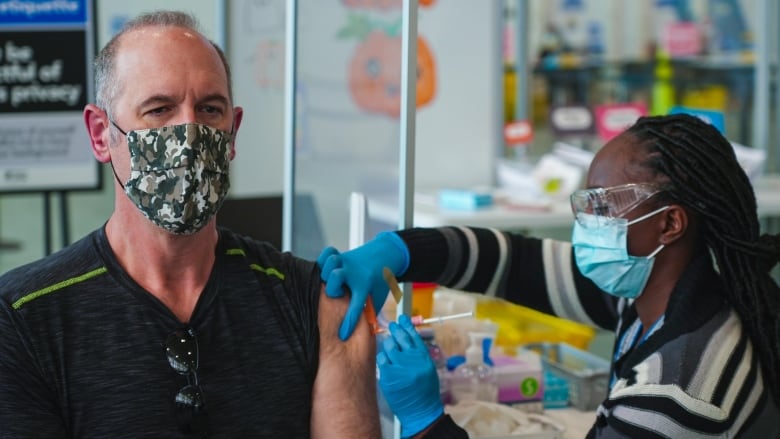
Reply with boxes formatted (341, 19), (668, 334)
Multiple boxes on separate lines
(522, 343), (610, 411)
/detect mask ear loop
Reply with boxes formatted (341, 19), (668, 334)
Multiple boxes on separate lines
(626, 205), (670, 226)
(627, 205), (670, 259)
(108, 118), (128, 136)
(646, 244), (665, 259)
(106, 116), (129, 190)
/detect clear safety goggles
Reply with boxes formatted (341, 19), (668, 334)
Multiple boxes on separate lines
(570, 183), (664, 228)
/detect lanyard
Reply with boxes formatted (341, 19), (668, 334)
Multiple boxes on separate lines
(610, 315), (665, 388)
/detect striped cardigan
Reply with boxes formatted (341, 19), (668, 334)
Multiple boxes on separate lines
(398, 227), (779, 438)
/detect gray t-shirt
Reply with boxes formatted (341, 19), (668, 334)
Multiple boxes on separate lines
(0, 226), (321, 438)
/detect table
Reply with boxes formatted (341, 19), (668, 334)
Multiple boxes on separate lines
(370, 193), (573, 231)
(544, 408), (597, 438)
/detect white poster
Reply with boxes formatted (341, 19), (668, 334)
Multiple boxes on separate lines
(0, 0), (98, 192)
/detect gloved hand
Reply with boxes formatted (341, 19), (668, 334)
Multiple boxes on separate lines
(317, 231), (409, 340)
(377, 314), (444, 438)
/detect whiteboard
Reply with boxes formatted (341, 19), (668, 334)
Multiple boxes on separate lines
(227, 0), (502, 199)
(226, 0), (287, 197)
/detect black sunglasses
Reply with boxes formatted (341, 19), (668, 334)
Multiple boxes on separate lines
(165, 328), (209, 436)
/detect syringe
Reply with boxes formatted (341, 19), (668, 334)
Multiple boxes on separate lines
(410, 311), (474, 326)
(374, 311), (474, 334)
(377, 267), (473, 332)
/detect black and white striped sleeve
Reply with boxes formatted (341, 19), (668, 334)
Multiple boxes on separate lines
(397, 226), (618, 330)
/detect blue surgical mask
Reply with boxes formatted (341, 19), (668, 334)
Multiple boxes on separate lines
(572, 206), (668, 299)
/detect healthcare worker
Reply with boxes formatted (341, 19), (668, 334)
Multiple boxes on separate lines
(320, 114), (780, 437)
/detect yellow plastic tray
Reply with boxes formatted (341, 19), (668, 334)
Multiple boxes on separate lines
(475, 296), (595, 351)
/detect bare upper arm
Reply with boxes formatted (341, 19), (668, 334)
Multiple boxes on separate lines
(310, 284), (381, 438)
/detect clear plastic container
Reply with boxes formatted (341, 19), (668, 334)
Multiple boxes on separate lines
(449, 333), (498, 404)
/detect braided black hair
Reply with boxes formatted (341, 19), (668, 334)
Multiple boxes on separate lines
(626, 113), (780, 404)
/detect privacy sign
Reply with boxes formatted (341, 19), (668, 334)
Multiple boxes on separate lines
(0, 0), (98, 192)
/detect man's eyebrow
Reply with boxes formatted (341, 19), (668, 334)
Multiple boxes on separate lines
(198, 93), (230, 106)
(135, 93), (230, 110)
(137, 94), (177, 109)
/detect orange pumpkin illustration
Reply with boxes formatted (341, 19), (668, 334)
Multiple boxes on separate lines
(342, 0), (436, 9)
(348, 31), (437, 117)
(252, 40), (285, 89)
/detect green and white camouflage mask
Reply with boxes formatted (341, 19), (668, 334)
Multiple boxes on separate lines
(112, 122), (232, 235)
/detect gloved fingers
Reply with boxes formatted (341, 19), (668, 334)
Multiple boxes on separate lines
(319, 253), (343, 282)
(316, 246), (340, 271)
(387, 320), (415, 351)
(384, 323), (430, 367)
(323, 269), (347, 298)
(377, 351), (410, 388)
(376, 350), (390, 367)
(382, 332), (401, 356)
(370, 289), (390, 315)
(338, 298), (364, 341)
(398, 314), (425, 349)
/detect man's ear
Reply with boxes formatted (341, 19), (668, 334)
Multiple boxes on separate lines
(659, 205), (688, 245)
(229, 106), (244, 160)
(84, 104), (112, 163)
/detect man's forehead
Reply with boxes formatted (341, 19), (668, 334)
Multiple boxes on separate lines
(111, 26), (229, 96)
(116, 26), (211, 56)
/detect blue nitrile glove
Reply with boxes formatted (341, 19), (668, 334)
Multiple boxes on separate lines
(377, 314), (444, 438)
(316, 231), (409, 340)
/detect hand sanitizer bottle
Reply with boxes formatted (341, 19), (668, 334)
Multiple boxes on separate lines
(449, 333), (498, 404)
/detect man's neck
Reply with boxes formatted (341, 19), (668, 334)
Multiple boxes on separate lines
(104, 213), (218, 322)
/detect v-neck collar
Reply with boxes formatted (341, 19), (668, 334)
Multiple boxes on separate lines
(93, 225), (226, 326)
(611, 253), (728, 382)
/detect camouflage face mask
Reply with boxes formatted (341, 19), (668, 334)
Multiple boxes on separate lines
(117, 122), (232, 235)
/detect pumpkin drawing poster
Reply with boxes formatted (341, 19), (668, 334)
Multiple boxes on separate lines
(337, 6), (438, 118)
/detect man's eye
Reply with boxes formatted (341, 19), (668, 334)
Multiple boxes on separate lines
(147, 107), (168, 116)
(594, 205), (609, 216)
(201, 106), (223, 114)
